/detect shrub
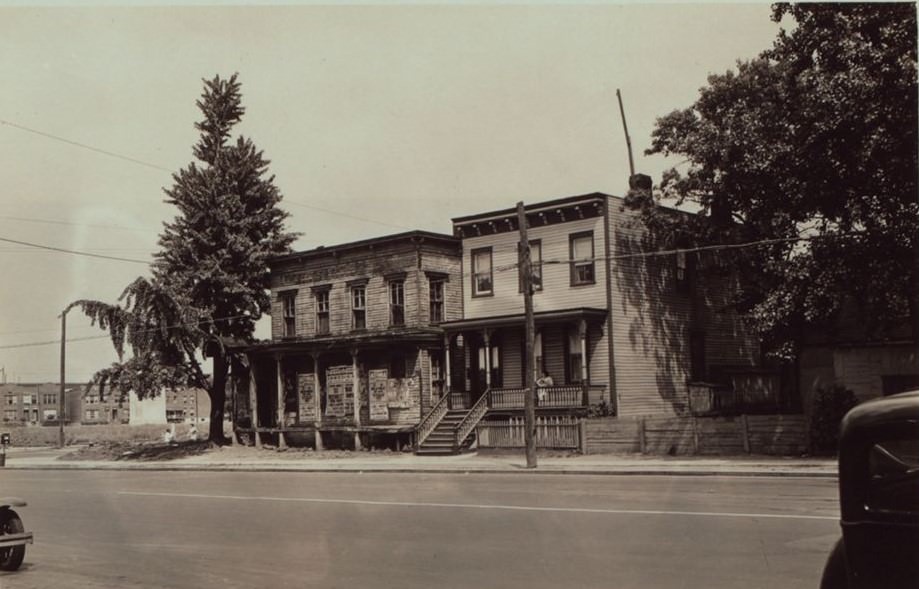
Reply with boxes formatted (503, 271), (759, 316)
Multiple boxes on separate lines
(808, 385), (858, 455)
(588, 400), (614, 418)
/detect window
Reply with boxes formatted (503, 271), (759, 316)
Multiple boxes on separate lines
(43, 394), (56, 405)
(389, 280), (405, 326)
(6, 395), (14, 405)
(21, 394), (33, 405)
(518, 240), (543, 292)
(675, 250), (693, 294)
(351, 285), (366, 330)
(315, 289), (330, 335)
(280, 291), (297, 337)
(429, 279), (445, 323)
(567, 329), (583, 384)
(390, 354), (407, 379)
(569, 232), (595, 285)
(472, 248), (493, 296)
(4, 410), (15, 422)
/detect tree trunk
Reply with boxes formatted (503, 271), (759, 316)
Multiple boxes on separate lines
(208, 349), (229, 444)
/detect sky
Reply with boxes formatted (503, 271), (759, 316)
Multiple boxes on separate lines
(0, 2), (784, 383)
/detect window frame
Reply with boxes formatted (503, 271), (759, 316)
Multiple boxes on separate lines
(471, 247), (494, 297)
(314, 288), (331, 335)
(429, 278), (445, 324)
(389, 279), (405, 326)
(279, 290), (297, 338)
(569, 231), (596, 286)
(518, 239), (543, 293)
(351, 284), (367, 330)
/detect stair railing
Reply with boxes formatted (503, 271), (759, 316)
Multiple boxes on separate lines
(415, 392), (450, 449)
(454, 389), (491, 451)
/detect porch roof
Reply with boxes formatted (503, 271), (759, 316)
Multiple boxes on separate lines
(440, 307), (607, 332)
(233, 327), (444, 356)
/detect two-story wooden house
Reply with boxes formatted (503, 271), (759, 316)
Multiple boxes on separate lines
(414, 192), (760, 453)
(233, 231), (462, 450)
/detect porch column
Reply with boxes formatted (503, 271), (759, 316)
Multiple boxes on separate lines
(351, 348), (362, 450)
(483, 329), (492, 389)
(444, 334), (452, 394)
(417, 346), (425, 418)
(311, 351), (323, 451)
(275, 354), (287, 450)
(249, 358), (261, 448)
(579, 319), (589, 405)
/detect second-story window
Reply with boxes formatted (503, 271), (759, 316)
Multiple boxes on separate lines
(569, 232), (595, 286)
(351, 285), (366, 330)
(429, 279), (445, 323)
(280, 291), (297, 337)
(315, 289), (330, 335)
(389, 280), (405, 326)
(472, 247), (493, 296)
(518, 240), (543, 292)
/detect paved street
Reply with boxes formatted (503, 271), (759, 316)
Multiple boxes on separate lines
(0, 471), (838, 588)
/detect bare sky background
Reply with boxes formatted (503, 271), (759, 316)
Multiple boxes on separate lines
(0, 3), (783, 382)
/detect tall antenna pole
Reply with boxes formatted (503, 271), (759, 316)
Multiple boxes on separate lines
(616, 89), (636, 177)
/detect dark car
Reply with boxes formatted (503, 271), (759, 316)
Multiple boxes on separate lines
(820, 391), (919, 589)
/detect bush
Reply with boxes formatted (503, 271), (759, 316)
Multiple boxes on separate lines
(588, 400), (614, 418)
(808, 385), (858, 455)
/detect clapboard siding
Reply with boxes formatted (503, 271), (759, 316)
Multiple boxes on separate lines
(608, 201), (692, 417)
(462, 216), (607, 319)
(587, 322), (610, 399)
(502, 328), (524, 388)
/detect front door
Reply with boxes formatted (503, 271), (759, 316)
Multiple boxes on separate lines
(470, 337), (501, 399)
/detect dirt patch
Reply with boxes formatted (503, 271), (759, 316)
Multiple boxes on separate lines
(59, 440), (212, 462)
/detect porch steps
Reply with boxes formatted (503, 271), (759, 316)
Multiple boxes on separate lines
(415, 410), (474, 455)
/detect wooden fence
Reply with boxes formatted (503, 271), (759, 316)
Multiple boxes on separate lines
(477, 416), (580, 450)
(584, 414), (807, 456)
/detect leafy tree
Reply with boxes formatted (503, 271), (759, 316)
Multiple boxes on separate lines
(628, 3), (918, 357)
(72, 75), (297, 442)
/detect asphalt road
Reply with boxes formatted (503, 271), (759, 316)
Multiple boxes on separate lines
(0, 471), (839, 589)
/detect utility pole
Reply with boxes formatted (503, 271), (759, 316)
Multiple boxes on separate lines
(58, 307), (67, 448)
(516, 202), (537, 468)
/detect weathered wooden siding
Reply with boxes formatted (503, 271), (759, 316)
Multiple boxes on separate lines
(462, 216), (607, 319)
(608, 200), (692, 417)
(502, 328), (524, 388)
(584, 418), (641, 453)
(587, 322), (609, 400)
(269, 243), (461, 340)
(542, 325), (567, 384)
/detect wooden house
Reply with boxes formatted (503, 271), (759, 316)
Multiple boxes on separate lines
(233, 230), (462, 450)
(415, 192), (761, 453)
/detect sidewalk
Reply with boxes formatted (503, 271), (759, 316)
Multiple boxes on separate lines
(1, 446), (837, 477)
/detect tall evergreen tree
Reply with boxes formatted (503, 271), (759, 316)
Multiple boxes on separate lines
(71, 74), (297, 442)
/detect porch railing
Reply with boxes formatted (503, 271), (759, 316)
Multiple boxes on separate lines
(454, 389), (491, 450)
(416, 392), (450, 448)
(490, 385), (586, 409)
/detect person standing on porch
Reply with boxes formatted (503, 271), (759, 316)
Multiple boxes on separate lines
(536, 370), (553, 405)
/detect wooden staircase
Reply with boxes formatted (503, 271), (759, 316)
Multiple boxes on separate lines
(415, 410), (473, 455)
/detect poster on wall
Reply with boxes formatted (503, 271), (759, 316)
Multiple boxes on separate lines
(368, 369), (389, 421)
(325, 365), (353, 418)
(298, 373), (315, 422)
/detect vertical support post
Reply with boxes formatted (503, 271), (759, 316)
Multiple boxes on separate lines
(249, 359), (261, 448)
(579, 418), (588, 455)
(517, 202), (537, 469)
(444, 335), (452, 395)
(59, 308), (67, 448)
(639, 417), (647, 454)
(483, 329), (492, 389)
(741, 414), (751, 454)
(579, 319), (589, 406)
(691, 416), (700, 454)
(275, 355), (287, 450)
(351, 349), (362, 450)
(312, 352), (323, 451)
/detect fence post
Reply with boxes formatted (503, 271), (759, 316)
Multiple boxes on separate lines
(579, 419), (588, 455)
(639, 417), (647, 454)
(741, 414), (751, 454)
(691, 417), (699, 454)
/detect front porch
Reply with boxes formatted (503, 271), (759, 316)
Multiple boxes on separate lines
(231, 329), (445, 450)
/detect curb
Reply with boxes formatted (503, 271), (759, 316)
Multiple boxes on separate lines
(2, 464), (837, 478)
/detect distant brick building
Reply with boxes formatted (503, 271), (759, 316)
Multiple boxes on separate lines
(0, 383), (82, 425)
